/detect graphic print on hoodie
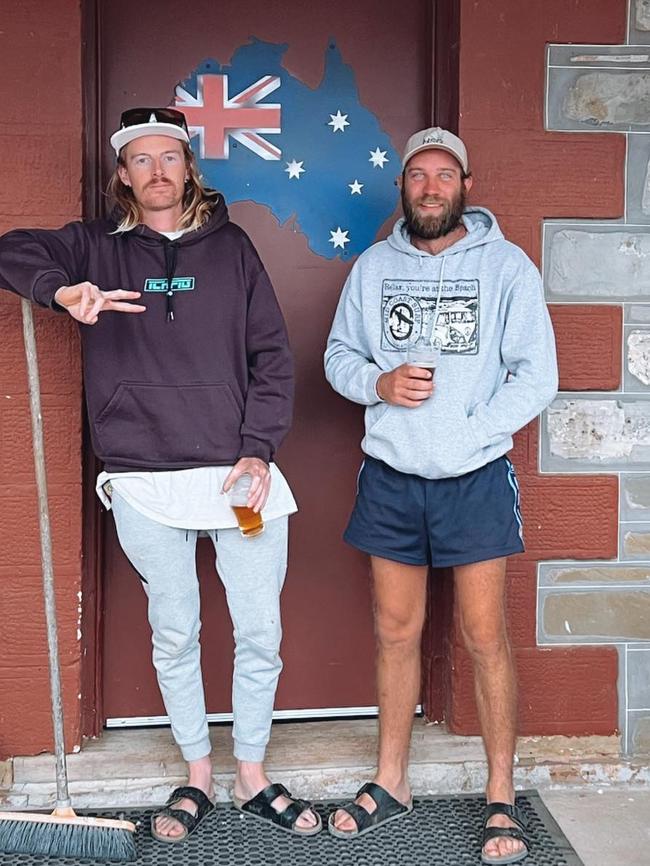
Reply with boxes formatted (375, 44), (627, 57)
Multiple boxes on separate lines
(325, 207), (558, 480)
(381, 276), (479, 354)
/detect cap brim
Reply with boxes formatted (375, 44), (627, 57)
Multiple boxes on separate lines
(110, 122), (190, 155)
(402, 143), (468, 172)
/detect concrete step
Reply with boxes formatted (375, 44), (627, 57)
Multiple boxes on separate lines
(2, 719), (646, 809)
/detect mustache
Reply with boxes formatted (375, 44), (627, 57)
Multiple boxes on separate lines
(146, 178), (173, 188)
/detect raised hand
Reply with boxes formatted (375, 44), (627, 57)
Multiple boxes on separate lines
(54, 282), (146, 324)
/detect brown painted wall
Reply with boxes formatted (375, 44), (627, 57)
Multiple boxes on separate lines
(449, 0), (627, 736)
(0, 0), (83, 756)
(0, 0), (629, 756)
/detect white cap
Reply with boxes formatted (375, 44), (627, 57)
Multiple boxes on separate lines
(402, 127), (469, 173)
(110, 109), (190, 156)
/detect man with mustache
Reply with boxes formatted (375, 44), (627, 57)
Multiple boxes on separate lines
(0, 107), (321, 842)
(324, 128), (557, 863)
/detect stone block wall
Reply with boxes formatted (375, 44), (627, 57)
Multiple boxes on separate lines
(0, 0), (83, 756)
(453, 0), (628, 741)
(540, 0), (650, 754)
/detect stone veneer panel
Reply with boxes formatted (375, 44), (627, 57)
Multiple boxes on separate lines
(540, 589), (650, 642)
(627, 134), (650, 223)
(629, 712), (650, 752)
(565, 71), (650, 126)
(539, 563), (650, 585)
(636, 0), (650, 31)
(621, 474), (650, 519)
(627, 648), (650, 708)
(621, 522), (650, 559)
(547, 45), (650, 130)
(542, 396), (650, 471)
(546, 225), (650, 300)
(544, 21), (649, 755)
(627, 304), (650, 324)
(625, 326), (650, 391)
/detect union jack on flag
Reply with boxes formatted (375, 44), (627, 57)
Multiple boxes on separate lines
(174, 74), (281, 160)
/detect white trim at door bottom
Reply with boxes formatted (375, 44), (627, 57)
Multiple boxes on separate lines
(106, 704), (423, 728)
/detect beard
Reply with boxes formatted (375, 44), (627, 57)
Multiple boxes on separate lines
(402, 185), (466, 240)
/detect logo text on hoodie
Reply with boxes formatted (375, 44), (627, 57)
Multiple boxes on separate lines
(381, 278), (479, 354)
(143, 277), (196, 293)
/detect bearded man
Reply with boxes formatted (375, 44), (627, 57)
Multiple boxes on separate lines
(324, 127), (557, 864)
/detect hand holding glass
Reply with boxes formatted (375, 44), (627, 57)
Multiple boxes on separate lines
(227, 474), (265, 538)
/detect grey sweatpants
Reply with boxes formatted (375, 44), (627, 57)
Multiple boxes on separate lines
(111, 491), (287, 763)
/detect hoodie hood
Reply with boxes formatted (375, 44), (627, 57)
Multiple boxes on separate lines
(387, 206), (504, 259)
(113, 193), (230, 247)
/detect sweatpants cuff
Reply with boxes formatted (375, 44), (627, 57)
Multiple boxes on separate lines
(179, 737), (212, 763)
(234, 741), (267, 763)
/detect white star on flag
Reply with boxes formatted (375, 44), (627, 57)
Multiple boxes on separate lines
(284, 159), (305, 179)
(369, 147), (388, 168)
(329, 227), (350, 249)
(349, 180), (364, 195)
(328, 110), (350, 132)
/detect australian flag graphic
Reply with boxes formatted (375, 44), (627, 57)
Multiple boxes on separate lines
(173, 38), (400, 259)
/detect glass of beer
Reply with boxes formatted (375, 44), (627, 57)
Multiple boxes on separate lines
(227, 474), (265, 538)
(407, 338), (442, 376)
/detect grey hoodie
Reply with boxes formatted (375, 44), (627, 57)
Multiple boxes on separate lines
(324, 207), (558, 479)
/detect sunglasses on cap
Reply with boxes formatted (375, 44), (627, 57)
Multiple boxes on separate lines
(117, 107), (189, 134)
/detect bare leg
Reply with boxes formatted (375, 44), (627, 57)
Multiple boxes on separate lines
(333, 556), (427, 831)
(454, 557), (524, 861)
(233, 761), (319, 830)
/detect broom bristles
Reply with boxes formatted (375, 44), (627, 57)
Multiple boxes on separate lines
(0, 809), (137, 862)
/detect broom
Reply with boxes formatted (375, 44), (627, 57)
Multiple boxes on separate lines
(0, 299), (137, 861)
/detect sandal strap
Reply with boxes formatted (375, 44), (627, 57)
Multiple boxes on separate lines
(165, 786), (214, 822)
(357, 782), (410, 818)
(482, 825), (530, 851)
(242, 783), (290, 812)
(483, 802), (526, 830)
(239, 783), (313, 830)
(274, 798), (311, 829)
(155, 806), (196, 834)
(482, 802), (529, 850)
(336, 783), (410, 833)
(336, 801), (377, 832)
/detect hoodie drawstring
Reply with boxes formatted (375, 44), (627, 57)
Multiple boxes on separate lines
(431, 257), (446, 344)
(416, 255), (446, 345)
(163, 238), (178, 322)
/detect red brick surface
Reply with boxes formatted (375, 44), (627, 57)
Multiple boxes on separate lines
(0, 0), (82, 757)
(447, 0), (626, 737)
(551, 305), (622, 391)
(448, 644), (619, 736)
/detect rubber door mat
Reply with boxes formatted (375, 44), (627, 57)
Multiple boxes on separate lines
(0, 790), (583, 865)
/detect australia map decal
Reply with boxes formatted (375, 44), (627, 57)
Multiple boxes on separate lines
(172, 39), (399, 259)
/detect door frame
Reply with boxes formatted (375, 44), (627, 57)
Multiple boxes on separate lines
(79, 0), (461, 737)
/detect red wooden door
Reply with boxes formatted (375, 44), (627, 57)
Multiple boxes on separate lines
(99, 0), (435, 724)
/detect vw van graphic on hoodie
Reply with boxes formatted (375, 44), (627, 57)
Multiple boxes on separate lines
(324, 207), (558, 479)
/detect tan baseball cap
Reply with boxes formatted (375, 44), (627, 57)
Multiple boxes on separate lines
(402, 127), (469, 173)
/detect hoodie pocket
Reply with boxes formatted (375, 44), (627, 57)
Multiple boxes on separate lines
(367, 396), (483, 476)
(94, 382), (242, 465)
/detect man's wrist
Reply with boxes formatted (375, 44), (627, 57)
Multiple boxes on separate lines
(375, 372), (387, 402)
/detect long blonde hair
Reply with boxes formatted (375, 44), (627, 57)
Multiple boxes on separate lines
(106, 142), (219, 232)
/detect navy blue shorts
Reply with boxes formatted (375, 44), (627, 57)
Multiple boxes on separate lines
(344, 455), (525, 567)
